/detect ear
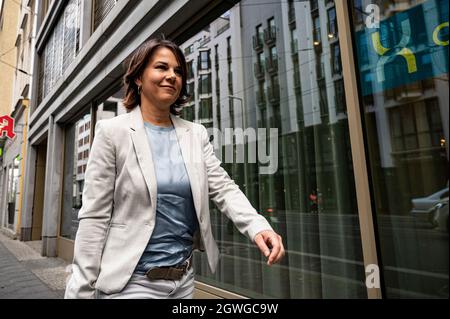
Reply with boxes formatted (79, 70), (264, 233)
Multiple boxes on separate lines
(135, 77), (142, 87)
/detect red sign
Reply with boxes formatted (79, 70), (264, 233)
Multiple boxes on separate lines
(0, 115), (16, 139)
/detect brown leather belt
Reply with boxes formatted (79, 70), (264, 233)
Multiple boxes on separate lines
(145, 256), (193, 281)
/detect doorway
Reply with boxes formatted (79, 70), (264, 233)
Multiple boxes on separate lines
(31, 142), (47, 240)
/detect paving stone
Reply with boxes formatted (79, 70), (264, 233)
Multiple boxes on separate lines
(0, 239), (62, 299)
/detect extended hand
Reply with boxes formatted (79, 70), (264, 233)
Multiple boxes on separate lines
(253, 230), (285, 266)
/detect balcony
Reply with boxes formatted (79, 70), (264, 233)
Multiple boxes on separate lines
(217, 22), (230, 36)
(256, 90), (266, 107)
(267, 84), (280, 104)
(252, 35), (263, 52)
(263, 27), (276, 45)
(199, 36), (211, 47)
(254, 62), (265, 80)
(266, 56), (278, 74)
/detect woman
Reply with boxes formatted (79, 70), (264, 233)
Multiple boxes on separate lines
(64, 38), (284, 299)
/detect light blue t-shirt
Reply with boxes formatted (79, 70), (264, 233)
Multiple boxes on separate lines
(134, 121), (198, 274)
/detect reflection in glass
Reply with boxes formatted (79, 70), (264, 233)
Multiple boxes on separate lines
(60, 91), (126, 240)
(180, 0), (366, 298)
(6, 158), (20, 229)
(352, 0), (449, 298)
(38, 0), (82, 104)
(61, 111), (91, 240)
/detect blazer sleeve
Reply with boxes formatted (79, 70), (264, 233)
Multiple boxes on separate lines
(200, 125), (273, 241)
(64, 120), (115, 299)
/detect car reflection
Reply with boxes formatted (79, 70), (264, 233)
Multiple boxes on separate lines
(411, 187), (449, 231)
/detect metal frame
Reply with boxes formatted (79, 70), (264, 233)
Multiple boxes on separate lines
(335, 0), (382, 299)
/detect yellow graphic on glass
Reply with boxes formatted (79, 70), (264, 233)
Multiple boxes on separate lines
(433, 22), (449, 46)
(371, 20), (417, 82)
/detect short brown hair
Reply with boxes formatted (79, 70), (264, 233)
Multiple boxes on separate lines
(122, 38), (190, 115)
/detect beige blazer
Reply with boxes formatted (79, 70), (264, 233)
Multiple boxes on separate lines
(64, 106), (273, 299)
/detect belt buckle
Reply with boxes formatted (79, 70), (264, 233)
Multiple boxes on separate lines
(177, 260), (189, 274)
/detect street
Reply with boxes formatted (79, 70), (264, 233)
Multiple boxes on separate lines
(0, 232), (68, 299)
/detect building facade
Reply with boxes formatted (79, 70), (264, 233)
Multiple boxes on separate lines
(0, 0), (37, 237)
(0, 0), (20, 116)
(0, 0), (448, 299)
(0, 0), (19, 176)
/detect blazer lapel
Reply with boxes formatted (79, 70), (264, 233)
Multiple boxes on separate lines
(170, 114), (202, 219)
(129, 106), (157, 210)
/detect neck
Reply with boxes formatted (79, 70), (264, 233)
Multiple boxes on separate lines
(140, 103), (172, 127)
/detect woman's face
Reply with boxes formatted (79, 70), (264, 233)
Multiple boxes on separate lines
(136, 47), (183, 111)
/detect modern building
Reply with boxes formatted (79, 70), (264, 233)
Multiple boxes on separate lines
(0, 0), (448, 299)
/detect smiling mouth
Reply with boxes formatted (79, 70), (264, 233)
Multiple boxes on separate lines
(161, 86), (176, 91)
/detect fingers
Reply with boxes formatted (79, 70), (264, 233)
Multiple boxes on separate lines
(274, 235), (285, 264)
(254, 231), (285, 266)
(254, 233), (271, 257)
(267, 235), (282, 266)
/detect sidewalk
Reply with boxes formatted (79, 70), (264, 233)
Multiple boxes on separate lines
(0, 231), (70, 299)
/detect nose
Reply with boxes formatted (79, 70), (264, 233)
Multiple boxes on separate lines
(166, 69), (177, 81)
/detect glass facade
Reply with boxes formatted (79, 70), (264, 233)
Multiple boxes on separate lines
(60, 92), (126, 240)
(6, 157), (19, 229)
(37, 0), (81, 105)
(351, 0), (449, 298)
(60, 109), (92, 240)
(42, 0), (448, 299)
(180, 0), (367, 298)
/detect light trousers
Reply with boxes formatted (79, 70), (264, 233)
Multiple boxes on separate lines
(96, 267), (195, 299)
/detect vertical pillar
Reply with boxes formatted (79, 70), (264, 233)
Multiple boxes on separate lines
(20, 137), (37, 241)
(41, 116), (63, 257)
(335, 0), (382, 299)
(80, 0), (93, 46)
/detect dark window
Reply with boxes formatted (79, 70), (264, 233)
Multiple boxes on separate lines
(327, 7), (338, 39)
(335, 79), (346, 113)
(187, 60), (194, 79)
(331, 43), (342, 74)
(199, 50), (211, 70)
(199, 74), (211, 95)
(199, 98), (213, 119)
